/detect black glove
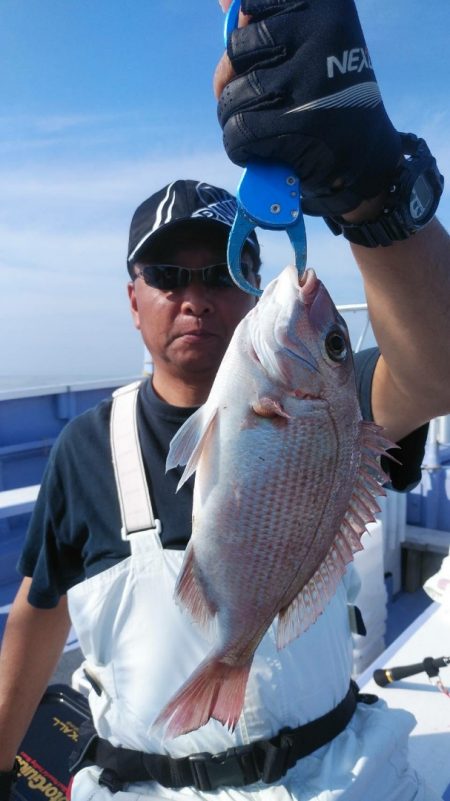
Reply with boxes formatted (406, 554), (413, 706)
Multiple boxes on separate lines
(218, 0), (402, 216)
(0, 761), (19, 801)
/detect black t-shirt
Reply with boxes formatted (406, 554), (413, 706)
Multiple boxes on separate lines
(19, 348), (428, 609)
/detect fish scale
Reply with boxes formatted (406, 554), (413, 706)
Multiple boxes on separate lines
(154, 265), (393, 738)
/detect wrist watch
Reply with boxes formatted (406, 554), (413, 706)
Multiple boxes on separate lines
(324, 133), (444, 247)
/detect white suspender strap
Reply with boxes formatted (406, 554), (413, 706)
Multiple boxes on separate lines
(110, 381), (161, 540)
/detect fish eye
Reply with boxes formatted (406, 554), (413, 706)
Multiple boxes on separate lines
(325, 327), (348, 362)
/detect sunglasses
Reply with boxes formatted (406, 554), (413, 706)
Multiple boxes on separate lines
(133, 262), (252, 291)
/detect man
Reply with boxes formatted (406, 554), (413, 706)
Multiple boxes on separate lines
(1, 2), (449, 801)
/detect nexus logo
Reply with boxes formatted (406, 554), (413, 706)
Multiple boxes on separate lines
(327, 48), (373, 78)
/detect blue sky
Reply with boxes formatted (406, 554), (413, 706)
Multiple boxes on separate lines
(1, 0), (449, 387)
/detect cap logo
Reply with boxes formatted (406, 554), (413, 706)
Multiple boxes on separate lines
(192, 183), (237, 226)
(192, 198), (237, 226)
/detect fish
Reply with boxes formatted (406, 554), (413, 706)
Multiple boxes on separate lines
(155, 265), (394, 738)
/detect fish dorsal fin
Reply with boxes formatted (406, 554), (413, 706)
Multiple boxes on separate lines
(166, 403), (218, 490)
(175, 542), (217, 641)
(277, 420), (394, 649)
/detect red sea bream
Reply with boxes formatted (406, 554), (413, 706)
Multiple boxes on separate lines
(155, 265), (393, 738)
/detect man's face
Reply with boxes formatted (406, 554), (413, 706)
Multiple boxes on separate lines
(128, 225), (259, 403)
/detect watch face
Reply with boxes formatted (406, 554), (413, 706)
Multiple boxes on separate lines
(410, 174), (434, 223)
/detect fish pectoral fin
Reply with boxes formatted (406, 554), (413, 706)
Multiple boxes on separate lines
(252, 396), (290, 419)
(166, 402), (218, 489)
(175, 542), (217, 638)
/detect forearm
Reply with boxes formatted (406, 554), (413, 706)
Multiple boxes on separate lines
(350, 218), (450, 441)
(0, 578), (71, 771)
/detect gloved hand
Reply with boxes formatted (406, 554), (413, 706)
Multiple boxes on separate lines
(0, 761), (19, 801)
(217, 0), (402, 216)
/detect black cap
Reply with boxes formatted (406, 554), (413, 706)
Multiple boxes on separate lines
(127, 179), (260, 272)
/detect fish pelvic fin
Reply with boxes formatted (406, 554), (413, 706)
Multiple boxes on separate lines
(153, 655), (252, 738)
(276, 420), (395, 649)
(166, 403), (218, 490)
(175, 542), (217, 639)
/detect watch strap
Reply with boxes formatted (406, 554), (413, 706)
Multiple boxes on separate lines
(324, 133), (443, 247)
(324, 207), (417, 248)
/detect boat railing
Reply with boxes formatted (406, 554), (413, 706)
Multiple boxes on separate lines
(336, 302), (371, 353)
(0, 485), (40, 520)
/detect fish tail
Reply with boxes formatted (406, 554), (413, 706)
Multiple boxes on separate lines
(153, 655), (252, 738)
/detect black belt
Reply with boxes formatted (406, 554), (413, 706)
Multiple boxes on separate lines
(70, 681), (377, 793)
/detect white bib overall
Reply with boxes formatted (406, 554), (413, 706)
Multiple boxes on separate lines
(68, 382), (438, 801)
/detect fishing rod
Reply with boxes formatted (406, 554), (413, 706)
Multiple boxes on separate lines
(373, 656), (450, 697)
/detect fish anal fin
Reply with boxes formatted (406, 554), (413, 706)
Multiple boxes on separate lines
(166, 403), (218, 489)
(175, 543), (216, 639)
(252, 396), (290, 419)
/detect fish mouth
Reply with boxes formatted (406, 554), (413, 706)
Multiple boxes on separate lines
(298, 268), (319, 304)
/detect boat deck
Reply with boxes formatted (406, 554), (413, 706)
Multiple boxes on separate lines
(360, 602), (450, 800)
